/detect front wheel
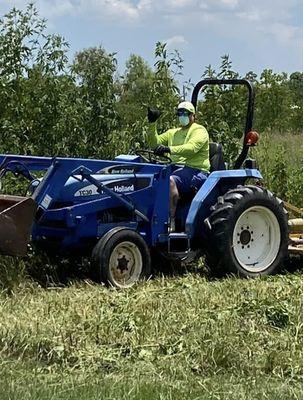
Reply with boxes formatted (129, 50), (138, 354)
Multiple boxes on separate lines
(92, 228), (151, 288)
(205, 185), (289, 277)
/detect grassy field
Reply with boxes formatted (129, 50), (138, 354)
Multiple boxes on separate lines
(0, 131), (302, 399)
(1, 261), (303, 400)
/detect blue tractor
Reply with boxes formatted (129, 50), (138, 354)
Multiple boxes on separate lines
(0, 79), (289, 288)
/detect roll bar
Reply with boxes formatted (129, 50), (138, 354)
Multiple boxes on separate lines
(191, 79), (255, 169)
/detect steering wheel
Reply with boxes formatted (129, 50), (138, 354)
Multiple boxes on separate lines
(135, 149), (172, 164)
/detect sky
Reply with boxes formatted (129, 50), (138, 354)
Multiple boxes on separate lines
(1, 0), (303, 85)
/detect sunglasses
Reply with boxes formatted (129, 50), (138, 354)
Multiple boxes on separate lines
(176, 109), (191, 116)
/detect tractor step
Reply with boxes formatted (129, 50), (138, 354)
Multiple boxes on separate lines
(168, 232), (190, 253)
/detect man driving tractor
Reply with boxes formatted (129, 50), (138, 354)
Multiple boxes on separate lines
(147, 101), (210, 231)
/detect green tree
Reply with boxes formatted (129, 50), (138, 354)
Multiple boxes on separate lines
(287, 72), (303, 133)
(115, 54), (154, 151)
(150, 42), (181, 132)
(71, 47), (118, 159)
(198, 55), (247, 164)
(255, 69), (294, 133)
(0, 3), (70, 155)
(288, 72), (303, 99)
(117, 54), (154, 123)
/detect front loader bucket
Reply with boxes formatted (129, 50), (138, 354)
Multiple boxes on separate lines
(0, 195), (37, 256)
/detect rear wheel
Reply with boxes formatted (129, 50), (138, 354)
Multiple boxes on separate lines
(205, 185), (289, 277)
(92, 228), (151, 288)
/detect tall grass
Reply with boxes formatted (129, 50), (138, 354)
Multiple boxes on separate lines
(254, 132), (303, 207)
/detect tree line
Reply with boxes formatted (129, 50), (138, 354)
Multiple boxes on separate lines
(0, 4), (302, 167)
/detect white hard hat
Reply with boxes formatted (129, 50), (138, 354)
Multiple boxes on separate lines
(177, 101), (195, 114)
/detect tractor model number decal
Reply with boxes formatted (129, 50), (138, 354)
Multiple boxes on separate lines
(78, 189), (93, 196)
(74, 184), (98, 197)
(74, 178), (150, 197)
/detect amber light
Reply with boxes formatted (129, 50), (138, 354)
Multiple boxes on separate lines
(245, 130), (259, 146)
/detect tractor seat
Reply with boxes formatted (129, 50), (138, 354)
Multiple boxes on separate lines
(209, 142), (226, 172)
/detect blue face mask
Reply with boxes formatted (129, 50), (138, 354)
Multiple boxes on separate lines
(178, 115), (189, 126)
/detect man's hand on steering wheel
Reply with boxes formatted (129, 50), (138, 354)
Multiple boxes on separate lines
(154, 145), (171, 157)
(135, 149), (172, 164)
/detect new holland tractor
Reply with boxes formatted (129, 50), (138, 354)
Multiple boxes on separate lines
(0, 79), (295, 288)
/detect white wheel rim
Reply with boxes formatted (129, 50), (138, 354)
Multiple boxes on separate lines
(109, 241), (142, 288)
(232, 206), (281, 273)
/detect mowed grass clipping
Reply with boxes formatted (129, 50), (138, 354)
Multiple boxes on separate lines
(1, 270), (303, 399)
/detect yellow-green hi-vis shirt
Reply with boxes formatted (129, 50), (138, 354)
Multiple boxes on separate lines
(147, 122), (210, 172)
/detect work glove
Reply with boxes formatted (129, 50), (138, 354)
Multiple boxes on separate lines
(154, 145), (171, 156)
(147, 107), (161, 123)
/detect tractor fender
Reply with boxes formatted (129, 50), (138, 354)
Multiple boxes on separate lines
(185, 169), (262, 240)
(92, 226), (137, 261)
(96, 226), (137, 246)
